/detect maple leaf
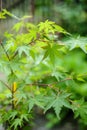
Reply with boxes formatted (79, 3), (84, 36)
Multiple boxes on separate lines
(44, 93), (71, 119)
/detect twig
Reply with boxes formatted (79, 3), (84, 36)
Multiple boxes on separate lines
(56, 77), (72, 83)
(25, 77), (72, 93)
(0, 41), (14, 74)
(11, 50), (18, 60)
(0, 80), (11, 91)
(27, 77), (72, 87)
(12, 89), (15, 109)
(0, 0), (2, 11)
(1, 42), (10, 61)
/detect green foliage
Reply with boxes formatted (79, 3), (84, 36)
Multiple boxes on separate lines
(53, 3), (87, 35)
(72, 98), (87, 125)
(64, 36), (87, 53)
(44, 92), (71, 119)
(0, 10), (87, 129)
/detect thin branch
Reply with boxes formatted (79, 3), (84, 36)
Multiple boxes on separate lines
(1, 42), (10, 61)
(0, 0), (2, 11)
(11, 13), (20, 21)
(27, 77), (72, 87)
(25, 77), (72, 93)
(11, 50), (18, 60)
(0, 41), (14, 74)
(12, 89), (15, 109)
(0, 80), (11, 91)
(56, 77), (72, 83)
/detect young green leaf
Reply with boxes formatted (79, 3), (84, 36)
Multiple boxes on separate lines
(17, 45), (29, 57)
(44, 93), (71, 119)
(11, 118), (22, 130)
(13, 21), (23, 32)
